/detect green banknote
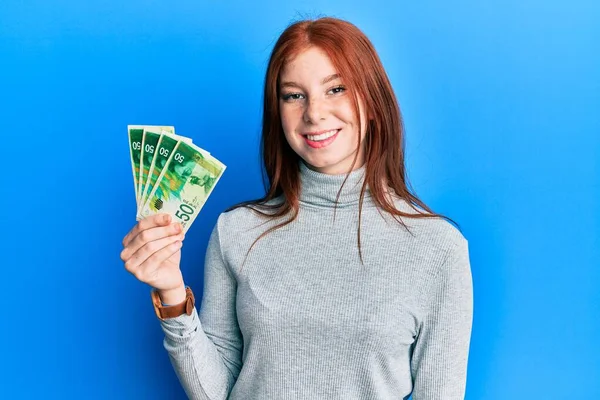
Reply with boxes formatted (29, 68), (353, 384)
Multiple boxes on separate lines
(128, 125), (175, 205)
(127, 126), (144, 206)
(137, 126), (175, 206)
(139, 141), (226, 232)
(137, 134), (192, 218)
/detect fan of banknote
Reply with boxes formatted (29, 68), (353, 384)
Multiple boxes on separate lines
(127, 125), (226, 234)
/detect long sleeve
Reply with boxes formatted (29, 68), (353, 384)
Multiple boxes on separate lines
(410, 238), (474, 400)
(159, 216), (243, 400)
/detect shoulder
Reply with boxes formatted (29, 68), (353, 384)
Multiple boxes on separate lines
(218, 196), (283, 227)
(213, 196), (287, 247)
(392, 196), (467, 243)
(210, 197), (290, 272)
(386, 196), (469, 275)
(387, 199), (473, 305)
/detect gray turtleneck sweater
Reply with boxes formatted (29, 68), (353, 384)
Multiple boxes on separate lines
(158, 161), (473, 400)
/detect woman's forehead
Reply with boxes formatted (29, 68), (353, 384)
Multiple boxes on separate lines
(281, 47), (336, 74)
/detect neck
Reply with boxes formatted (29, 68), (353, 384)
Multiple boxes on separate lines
(298, 160), (371, 208)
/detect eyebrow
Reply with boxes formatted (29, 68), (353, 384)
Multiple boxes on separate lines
(280, 73), (341, 89)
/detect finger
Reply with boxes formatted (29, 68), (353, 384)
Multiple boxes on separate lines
(124, 236), (184, 278)
(132, 240), (184, 284)
(122, 213), (170, 247)
(123, 213), (172, 247)
(124, 233), (183, 274)
(121, 222), (183, 262)
(142, 239), (184, 274)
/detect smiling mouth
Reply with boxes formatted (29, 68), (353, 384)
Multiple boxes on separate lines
(302, 129), (341, 149)
(302, 129), (340, 141)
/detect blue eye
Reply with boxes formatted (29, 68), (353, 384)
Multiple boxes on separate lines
(329, 85), (346, 94)
(282, 93), (304, 101)
(280, 85), (346, 102)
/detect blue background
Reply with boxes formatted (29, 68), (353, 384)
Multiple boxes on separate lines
(1, 1), (598, 398)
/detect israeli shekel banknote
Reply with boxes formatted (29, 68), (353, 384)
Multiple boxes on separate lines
(128, 125), (226, 233)
(128, 125), (176, 207)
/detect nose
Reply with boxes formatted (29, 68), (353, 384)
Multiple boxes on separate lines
(303, 98), (327, 123)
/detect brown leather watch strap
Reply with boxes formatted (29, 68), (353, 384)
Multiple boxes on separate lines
(151, 287), (195, 320)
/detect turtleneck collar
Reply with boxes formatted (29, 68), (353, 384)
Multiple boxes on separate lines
(298, 160), (372, 209)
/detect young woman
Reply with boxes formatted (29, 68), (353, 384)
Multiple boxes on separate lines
(121, 17), (473, 400)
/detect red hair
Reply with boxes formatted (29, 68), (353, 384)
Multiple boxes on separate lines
(226, 17), (460, 267)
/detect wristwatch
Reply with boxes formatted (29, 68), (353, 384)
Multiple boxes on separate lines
(151, 286), (195, 320)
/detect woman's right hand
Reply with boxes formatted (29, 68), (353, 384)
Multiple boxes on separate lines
(120, 213), (187, 303)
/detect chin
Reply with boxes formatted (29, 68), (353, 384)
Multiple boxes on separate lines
(301, 155), (333, 168)
(300, 156), (348, 174)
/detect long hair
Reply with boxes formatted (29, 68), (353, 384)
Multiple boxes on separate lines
(226, 16), (460, 268)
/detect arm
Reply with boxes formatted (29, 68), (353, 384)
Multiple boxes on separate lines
(410, 238), (474, 399)
(159, 215), (243, 400)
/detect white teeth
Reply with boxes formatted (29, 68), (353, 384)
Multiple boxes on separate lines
(306, 129), (338, 141)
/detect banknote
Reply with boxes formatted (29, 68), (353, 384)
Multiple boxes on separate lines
(138, 134), (191, 218)
(138, 129), (189, 214)
(128, 125), (175, 205)
(127, 126), (144, 207)
(139, 141), (226, 232)
(138, 135), (214, 217)
(137, 125), (175, 206)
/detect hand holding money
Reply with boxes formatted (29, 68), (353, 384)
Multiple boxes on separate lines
(121, 213), (186, 301)
(122, 125), (226, 298)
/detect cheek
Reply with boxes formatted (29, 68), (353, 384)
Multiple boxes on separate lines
(279, 105), (292, 128)
(279, 110), (297, 144)
(359, 109), (368, 137)
(353, 101), (368, 137)
(337, 100), (360, 127)
(279, 110), (290, 136)
(280, 106), (303, 135)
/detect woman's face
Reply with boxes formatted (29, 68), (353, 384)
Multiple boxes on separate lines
(278, 46), (368, 175)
